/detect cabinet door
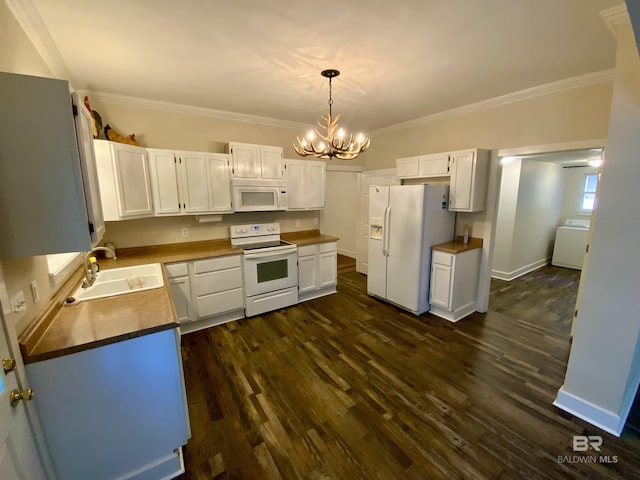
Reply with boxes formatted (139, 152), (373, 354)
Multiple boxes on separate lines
(286, 160), (306, 210)
(396, 157), (420, 178)
(180, 152), (210, 213)
(430, 264), (453, 309)
(148, 149), (181, 215)
(298, 254), (317, 293)
(319, 251), (337, 288)
(206, 154), (233, 212)
(229, 143), (260, 178)
(112, 143), (153, 217)
(419, 153), (450, 177)
(73, 94), (105, 245)
(449, 150), (475, 211)
(169, 276), (192, 323)
(260, 146), (284, 179)
(307, 162), (326, 209)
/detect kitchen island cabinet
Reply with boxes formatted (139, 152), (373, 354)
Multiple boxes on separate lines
(26, 328), (190, 480)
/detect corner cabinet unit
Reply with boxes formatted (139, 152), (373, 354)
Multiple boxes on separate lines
(285, 159), (326, 210)
(25, 328), (190, 480)
(297, 242), (338, 302)
(147, 149), (233, 216)
(94, 140), (154, 221)
(448, 149), (489, 212)
(0, 73), (104, 257)
(429, 247), (481, 322)
(165, 255), (245, 335)
(227, 142), (284, 180)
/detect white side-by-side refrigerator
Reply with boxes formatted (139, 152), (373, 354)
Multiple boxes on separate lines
(367, 184), (455, 315)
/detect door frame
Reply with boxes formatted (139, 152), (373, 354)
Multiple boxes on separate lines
(478, 138), (607, 315)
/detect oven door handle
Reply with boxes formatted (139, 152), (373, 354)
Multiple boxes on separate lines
(244, 249), (297, 259)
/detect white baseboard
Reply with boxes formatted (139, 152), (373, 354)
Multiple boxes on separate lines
(491, 258), (549, 281)
(338, 248), (357, 258)
(554, 386), (625, 437)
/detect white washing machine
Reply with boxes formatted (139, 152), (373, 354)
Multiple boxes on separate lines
(551, 218), (591, 270)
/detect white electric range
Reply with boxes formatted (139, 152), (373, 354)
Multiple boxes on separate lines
(231, 223), (298, 316)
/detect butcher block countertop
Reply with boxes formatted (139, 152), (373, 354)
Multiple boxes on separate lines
(282, 230), (339, 246)
(432, 236), (483, 254)
(19, 232), (337, 364)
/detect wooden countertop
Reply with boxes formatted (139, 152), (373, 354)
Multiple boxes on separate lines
(432, 236), (483, 254)
(281, 230), (339, 246)
(19, 232), (337, 364)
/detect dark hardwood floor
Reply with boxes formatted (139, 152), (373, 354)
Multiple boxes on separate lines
(178, 266), (640, 480)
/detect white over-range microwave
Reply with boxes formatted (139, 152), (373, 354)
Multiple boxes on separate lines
(232, 180), (288, 212)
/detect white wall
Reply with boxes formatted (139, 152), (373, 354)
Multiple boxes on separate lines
(559, 165), (599, 223)
(322, 169), (360, 258)
(492, 160), (563, 280)
(555, 16), (640, 436)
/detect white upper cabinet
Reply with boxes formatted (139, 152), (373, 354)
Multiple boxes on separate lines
(148, 149), (180, 215)
(396, 148), (489, 212)
(397, 153), (450, 179)
(448, 149), (489, 212)
(285, 159), (326, 210)
(0, 73), (102, 257)
(205, 153), (233, 213)
(148, 149), (233, 216)
(227, 142), (284, 180)
(95, 140), (154, 221)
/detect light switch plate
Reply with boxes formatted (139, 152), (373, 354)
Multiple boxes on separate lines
(30, 280), (40, 303)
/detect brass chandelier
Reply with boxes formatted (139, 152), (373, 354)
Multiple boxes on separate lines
(294, 69), (370, 160)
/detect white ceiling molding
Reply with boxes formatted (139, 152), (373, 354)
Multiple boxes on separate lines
(497, 138), (608, 158)
(600, 4), (630, 36)
(83, 91), (311, 131)
(5, 0), (74, 84)
(370, 69), (615, 137)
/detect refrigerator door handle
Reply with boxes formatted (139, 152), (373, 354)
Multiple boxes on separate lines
(381, 205), (388, 255)
(383, 204), (392, 256)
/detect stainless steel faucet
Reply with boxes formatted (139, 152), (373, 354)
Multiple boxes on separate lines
(82, 246), (116, 288)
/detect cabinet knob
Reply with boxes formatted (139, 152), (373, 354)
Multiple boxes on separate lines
(2, 358), (16, 373)
(10, 388), (34, 407)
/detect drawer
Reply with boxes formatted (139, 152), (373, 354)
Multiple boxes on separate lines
(298, 244), (317, 257)
(194, 255), (241, 274)
(319, 242), (337, 253)
(195, 268), (242, 296)
(165, 262), (188, 278)
(432, 250), (453, 267)
(197, 288), (244, 318)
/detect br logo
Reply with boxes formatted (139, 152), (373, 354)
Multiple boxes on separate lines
(573, 435), (603, 452)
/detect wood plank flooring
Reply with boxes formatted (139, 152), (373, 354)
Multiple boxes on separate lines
(178, 267), (640, 479)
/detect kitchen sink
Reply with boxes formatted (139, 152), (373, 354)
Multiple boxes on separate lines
(71, 263), (164, 302)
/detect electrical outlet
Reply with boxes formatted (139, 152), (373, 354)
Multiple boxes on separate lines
(181, 228), (189, 238)
(10, 290), (26, 313)
(30, 280), (40, 303)
(313, 217), (319, 226)
(294, 220), (300, 228)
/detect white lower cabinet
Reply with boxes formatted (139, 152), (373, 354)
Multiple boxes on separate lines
(26, 329), (189, 480)
(297, 242), (337, 302)
(429, 248), (481, 322)
(165, 255), (244, 334)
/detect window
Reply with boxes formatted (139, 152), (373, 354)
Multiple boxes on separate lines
(579, 173), (599, 213)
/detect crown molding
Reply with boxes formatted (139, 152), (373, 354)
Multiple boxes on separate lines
(82, 90), (311, 131)
(370, 69), (615, 137)
(600, 4), (630, 37)
(5, 0), (74, 84)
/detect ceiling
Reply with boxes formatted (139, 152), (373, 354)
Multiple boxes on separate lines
(29, 0), (621, 132)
